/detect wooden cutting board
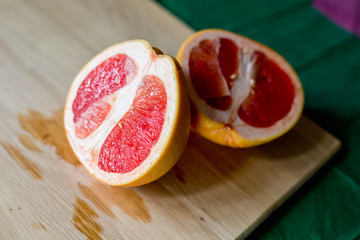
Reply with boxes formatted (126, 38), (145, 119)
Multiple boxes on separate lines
(0, 0), (341, 239)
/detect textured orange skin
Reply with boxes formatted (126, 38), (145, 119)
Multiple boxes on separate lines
(65, 41), (190, 186)
(178, 29), (304, 148)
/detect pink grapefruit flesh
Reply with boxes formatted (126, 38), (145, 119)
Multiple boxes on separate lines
(238, 52), (295, 128)
(189, 38), (295, 128)
(72, 54), (136, 123)
(98, 75), (167, 173)
(75, 101), (112, 139)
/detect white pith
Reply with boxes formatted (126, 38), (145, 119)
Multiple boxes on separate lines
(64, 40), (178, 185)
(180, 30), (303, 140)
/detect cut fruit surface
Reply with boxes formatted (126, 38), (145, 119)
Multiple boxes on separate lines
(75, 101), (111, 139)
(72, 54), (136, 123)
(178, 29), (304, 147)
(98, 75), (167, 173)
(64, 40), (190, 186)
(238, 52), (295, 128)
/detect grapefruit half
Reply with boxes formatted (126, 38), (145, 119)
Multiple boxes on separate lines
(64, 40), (190, 186)
(177, 29), (304, 147)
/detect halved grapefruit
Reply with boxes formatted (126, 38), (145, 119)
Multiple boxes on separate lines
(177, 29), (304, 147)
(64, 40), (190, 186)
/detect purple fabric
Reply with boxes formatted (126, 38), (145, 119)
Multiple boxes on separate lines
(313, 0), (360, 36)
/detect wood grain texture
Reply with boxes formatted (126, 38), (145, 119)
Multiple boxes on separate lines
(0, 0), (340, 239)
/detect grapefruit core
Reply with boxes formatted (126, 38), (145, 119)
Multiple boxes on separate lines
(177, 29), (304, 147)
(64, 40), (190, 186)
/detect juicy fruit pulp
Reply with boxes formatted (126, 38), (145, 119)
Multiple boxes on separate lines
(238, 52), (295, 127)
(75, 101), (111, 139)
(98, 75), (166, 173)
(73, 54), (136, 139)
(73, 54), (136, 123)
(72, 54), (166, 174)
(189, 39), (237, 110)
(189, 38), (295, 128)
(178, 29), (303, 147)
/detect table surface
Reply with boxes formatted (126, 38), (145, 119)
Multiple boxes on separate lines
(0, 0), (358, 239)
(154, 0), (360, 239)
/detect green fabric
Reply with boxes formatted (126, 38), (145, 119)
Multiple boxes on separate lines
(156, 0), (360, 238)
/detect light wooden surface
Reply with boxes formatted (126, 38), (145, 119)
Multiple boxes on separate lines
(0, 0), (341, 239)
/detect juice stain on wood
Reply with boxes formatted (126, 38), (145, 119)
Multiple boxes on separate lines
(73, 197), (103, 240)
(78, 182), (151, 223)
(18, 109), (80, 166)
(19, 134), (41, 152)
(1, 141), (42, 180)
(78, 183), (115, 218)
(31, 222), (47, 231)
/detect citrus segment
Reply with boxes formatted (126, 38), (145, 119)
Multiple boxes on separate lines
(72, 54), (136, 123)
(189, 38), (239, 111)
(238, 52), (295, 128)
(98, 75), (167, 173)
(189, 40), (230, 102)
(75, 101), (111, 139)
(218, 38), (239, 89)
